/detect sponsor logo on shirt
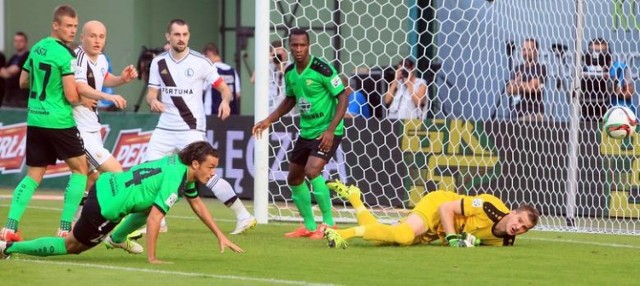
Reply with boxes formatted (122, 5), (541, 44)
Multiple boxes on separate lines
(112, 129), (153, 170)
(0, 123), (27, 174)
(160, 87), (194, 95)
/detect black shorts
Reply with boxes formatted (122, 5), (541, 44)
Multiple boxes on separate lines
(72, 186), (119, 247)
(289, 135), (343, 165)
(26, 126), (85, 167)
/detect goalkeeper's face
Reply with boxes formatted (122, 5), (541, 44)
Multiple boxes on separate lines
(289, 34), (310, 65)
(505, 211), (534, 236)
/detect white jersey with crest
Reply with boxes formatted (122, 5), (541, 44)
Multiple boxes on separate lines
(148, 49), (222, 131)
(73, 46), (109, 132)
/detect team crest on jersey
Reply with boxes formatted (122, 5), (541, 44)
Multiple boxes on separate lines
(472, 198), (483, 208)
(165, 193), (178, 207)
(185, 68), (194, 77)
(0, 123), (27, 174)
(298, 98), (311, 114)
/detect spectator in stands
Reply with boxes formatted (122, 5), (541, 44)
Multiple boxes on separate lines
(341, 75), (371, 118)
(580, 38), (615, 121)
(505, 38), (547, 121)
(384, 58), (427, 119)
(203, 42), (241, 115)
(0, 32), (30, 108)
(252, 40), (298, 116)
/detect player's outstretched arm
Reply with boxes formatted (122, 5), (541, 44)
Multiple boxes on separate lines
(186, 196), (244, 254)
(104, 65), (139, 87)
(252, 96), (297, 139)
(146, 206), (172, 264)
(76, 82), (127, 109)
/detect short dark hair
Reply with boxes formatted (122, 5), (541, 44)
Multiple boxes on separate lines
(167, 19), (188, 33)
(178, 141), (219, 165)
(15, 32), (27, 42)
(523, 38), (538, 50)
(516, 204), (540, 227)
(289, 28), (310, 44)
(398, 58), (415, 68)
(588, 38), (608, 49)
(203, 42), (220, 56)
(271, 40), (283, 49)
(53, 5), (77, 23)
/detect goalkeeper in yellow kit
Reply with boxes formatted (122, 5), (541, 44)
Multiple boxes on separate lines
(324, 180), (539, 248)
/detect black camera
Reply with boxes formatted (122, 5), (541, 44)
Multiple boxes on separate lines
(137, 46), (164, 80)
(584, 52), (611, 68)
(401, 69), (409, 78)
(273, 53), (284, 65)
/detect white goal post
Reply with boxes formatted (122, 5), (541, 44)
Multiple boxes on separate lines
(254, 0), (640, 234)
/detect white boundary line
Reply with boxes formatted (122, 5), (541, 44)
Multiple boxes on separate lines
(12, 258), (337, 286)
(521, 236), (640, 249)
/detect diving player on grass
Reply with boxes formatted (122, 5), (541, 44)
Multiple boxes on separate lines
(0, 141), (243, 263)
(323, 180), (540, 248)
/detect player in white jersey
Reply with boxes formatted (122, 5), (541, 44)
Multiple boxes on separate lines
(138, 19), (256, 235)
(73, 21), (136, 186)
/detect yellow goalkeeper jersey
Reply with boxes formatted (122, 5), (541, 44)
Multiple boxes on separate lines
(411, 190), (516, 246)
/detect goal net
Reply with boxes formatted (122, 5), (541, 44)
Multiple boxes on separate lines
(256, 0), (640, 234)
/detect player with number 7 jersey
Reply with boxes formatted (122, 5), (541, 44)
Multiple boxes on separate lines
(0, 5), (89, 242)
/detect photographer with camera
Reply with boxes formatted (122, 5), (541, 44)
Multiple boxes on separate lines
(580, 38), (634, 120)
(505, 38), (547, 121)
(384, 58), (427, 119)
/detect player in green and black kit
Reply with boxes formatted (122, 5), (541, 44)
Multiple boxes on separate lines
(0, 5), (88, 242)
(252, 28), (349, 239)
(0, 141), (243, 264)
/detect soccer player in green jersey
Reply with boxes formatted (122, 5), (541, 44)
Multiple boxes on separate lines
(0, 141), (244, 263)
(0, 5), (88, 242)
(252, 28), (349, 239)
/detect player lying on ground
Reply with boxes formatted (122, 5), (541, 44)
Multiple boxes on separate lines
(0, 141), (243, 263)
(323, 180), (539, 249)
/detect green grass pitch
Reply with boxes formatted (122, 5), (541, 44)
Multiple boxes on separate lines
(1, 190), (639, 285)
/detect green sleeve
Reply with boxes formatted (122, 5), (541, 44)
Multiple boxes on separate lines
(153, 170), (186, 214)
(285, 72), (295, 97)
(22, 54), (32, 73)
(57, 51), (75, 76)
(323, 68), (345, 97)
(184, 182), (199, 198)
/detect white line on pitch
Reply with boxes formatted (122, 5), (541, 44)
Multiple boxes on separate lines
(13, 258), (338, 286)
(521, 236), (640, 249)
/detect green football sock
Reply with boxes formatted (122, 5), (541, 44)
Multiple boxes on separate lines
(310, 176), (334, 227)
(59, 173), (87, 231)
(6, 176), (39, 230)
(6, 237), (67, 256)
(291, 182), (316, 231)
(110, 212), (148, 243)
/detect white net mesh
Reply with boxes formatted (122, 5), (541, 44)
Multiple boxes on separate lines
(264, 0), (640, 234)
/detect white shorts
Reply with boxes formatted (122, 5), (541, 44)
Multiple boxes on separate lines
(80, 130), (112, 170)
(144, 129), (207, 162)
